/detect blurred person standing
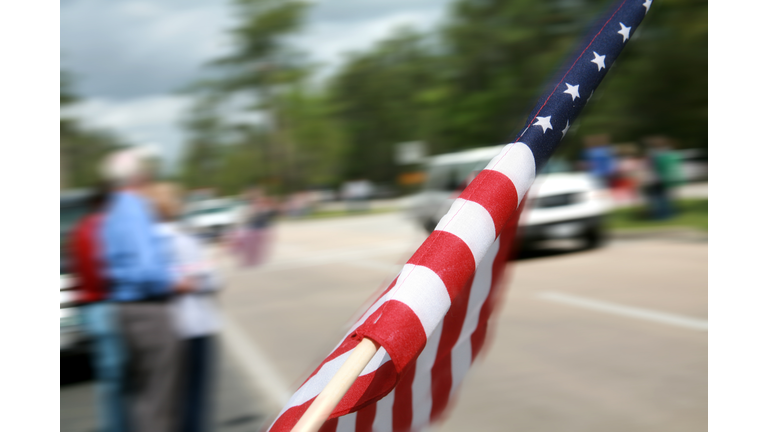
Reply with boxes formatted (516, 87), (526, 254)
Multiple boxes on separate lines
(70, 183), (129, 432)
(613, 143), (643, 205)
(580, 133), (616, 189)
(644, 136), (684, 219)
(236, 188), (278, 267)
(145, 183), (223, 432)
(99, 147), (189, 432)
(286, 191), (311, 218)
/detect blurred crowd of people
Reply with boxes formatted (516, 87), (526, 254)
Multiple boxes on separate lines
(69, 147), (223, 432)
(580, 134), (687, 219)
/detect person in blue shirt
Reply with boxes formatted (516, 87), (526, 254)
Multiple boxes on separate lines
(580, 133), (616, 188)
(102, 190), (176, 301)
(100, 147), (190, 432)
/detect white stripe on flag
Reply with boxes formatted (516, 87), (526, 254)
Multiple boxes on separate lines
(372, 391), (395, 432)
(434, 198), (497, 267)
(410, 319), (444, 431)
(450, 237), (500, 397)
(390, 264), (451, 337)
(285, 350), (352, 409)
(333, 274), (401, 351)
(485, 142), (537, 206)
(362, 348), (391, 375)
(269, 276), (401, 427)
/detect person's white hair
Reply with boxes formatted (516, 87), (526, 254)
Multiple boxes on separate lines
(100, 146), (158, 186)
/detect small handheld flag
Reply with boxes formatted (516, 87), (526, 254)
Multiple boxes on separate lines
(269, 1), (653, 431)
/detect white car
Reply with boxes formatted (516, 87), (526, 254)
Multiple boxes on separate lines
(183, 198), (246, 241)
(407, 145), (613, 250)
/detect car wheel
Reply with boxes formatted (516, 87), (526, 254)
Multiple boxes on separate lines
(583, 225), (605, 249)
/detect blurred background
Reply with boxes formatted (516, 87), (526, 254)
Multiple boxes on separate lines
(61, 0), (707, 431)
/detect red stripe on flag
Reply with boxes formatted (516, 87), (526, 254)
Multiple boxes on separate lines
(471, 214), (521, 361)
(354, 402), (377, 432)
(294, 336), (361, 394)
(297, 276), (401, 389)
(354, 300), (427, 374)
(459, 169), (519, 235)
(406, 231), (476, 301)
(318, 416), (338, 432)
(331, 360), (397, 417)
(392, 362), (416, 432)
(429, 264), (475, 422)
(268, 398), (315, 431)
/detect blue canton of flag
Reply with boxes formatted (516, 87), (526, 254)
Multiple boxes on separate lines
(512, 0), (652, 170)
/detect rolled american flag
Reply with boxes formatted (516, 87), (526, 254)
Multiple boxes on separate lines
(268, 0), (653, 430)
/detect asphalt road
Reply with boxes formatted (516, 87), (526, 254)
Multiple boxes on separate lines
(61, 211), (707, 432)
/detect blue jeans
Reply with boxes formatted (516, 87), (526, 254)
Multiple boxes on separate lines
(81, 302), (129, 432)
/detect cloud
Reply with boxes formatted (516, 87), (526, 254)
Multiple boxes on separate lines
(65, 95), (189, 130)
(296, 7), (448, 79)
(64, 95), (193, 171)
(61, 0), (451, 99)
(60, 0), (453, 170)
(61, 0), (234, 99)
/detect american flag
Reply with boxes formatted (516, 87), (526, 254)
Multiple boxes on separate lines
(268, 1), (651, 430)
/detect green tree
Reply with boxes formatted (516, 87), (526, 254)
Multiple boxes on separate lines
(180, 0), (333, 195)
(329, 28), (442, 183)
(574, 0), (708, 150)
(179, 94), (228, 190)
(60, 71), (125, 189)
(327, 0), (611, 182)
(328, 0), (706, 172)
(435, 0), (607, 150)
(180, 0), (707, 194)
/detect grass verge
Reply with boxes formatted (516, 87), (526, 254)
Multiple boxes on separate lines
(280, 206), (400, 221)
(607, 198), (708, 232)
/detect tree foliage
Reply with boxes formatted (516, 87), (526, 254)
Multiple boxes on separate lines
(178, 0), (707, 194)
(179, 0), (347, 195)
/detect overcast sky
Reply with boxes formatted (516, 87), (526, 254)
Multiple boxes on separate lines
(61, 0), (453, 171)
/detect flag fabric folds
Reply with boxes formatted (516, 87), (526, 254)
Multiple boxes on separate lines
(268, 0), (650, 430)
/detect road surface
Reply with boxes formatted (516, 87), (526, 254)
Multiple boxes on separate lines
(61, 211), (706, 432)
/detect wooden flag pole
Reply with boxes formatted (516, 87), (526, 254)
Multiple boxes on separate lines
(291, 338), (380, 432)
